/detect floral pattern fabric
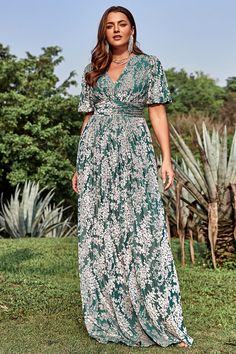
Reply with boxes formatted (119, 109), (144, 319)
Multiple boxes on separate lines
(76, 54), (193, 347)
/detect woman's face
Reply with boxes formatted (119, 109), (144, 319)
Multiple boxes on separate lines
(105, 11), (134, 49)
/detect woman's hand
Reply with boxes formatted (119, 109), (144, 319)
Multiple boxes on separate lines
(72, 171), (79, 193)
(161, 160), (175, 191)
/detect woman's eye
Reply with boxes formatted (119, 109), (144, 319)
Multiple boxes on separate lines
(106, 23), (127, 29)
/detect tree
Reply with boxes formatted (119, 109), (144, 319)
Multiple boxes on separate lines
(0, 44), (83, 207)
(220, 92), (236, 126)
(219, 77), (236, 126)
(165, 68), (225, 117)
(225, 76), (236, 93)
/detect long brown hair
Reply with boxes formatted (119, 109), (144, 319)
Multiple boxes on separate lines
(85, 6), (145, 87)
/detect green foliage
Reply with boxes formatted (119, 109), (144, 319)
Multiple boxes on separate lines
(226, 76), (236, 92)
(0, 180), (76, 237)
(165, 68), (225, 117)
(170, 123), (236, 268)
(0, 42), (234, 213)
(220, 91), (236, 126)
(0, 43), (83, 206)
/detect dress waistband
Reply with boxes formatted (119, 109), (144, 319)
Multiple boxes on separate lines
(93, 109), (145, 118)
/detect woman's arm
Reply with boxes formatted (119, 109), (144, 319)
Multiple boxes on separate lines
(148, 103), (174, 191)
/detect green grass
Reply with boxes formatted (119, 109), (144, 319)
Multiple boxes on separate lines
(0, 237), (235, 354)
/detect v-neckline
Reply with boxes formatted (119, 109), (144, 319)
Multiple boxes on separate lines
(106, 54), (137, 85)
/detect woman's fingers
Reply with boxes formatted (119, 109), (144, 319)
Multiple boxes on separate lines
(162, 168), (175, 191)
(164, 178), (172, 191)
(162, 169), (167, 185)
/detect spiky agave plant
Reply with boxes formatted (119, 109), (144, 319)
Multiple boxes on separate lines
(0, 180), (76, 238)
(42, 203), (77, 237)
(170, 122), (236, 269)
(157, 157), (202, 266)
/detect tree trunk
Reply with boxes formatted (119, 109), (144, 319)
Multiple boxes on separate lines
(176, 181), (185, 267)
(203, 218), (235, 267)
(231, 184), (236, 241)
(189, 229), (195, 264)
(208, 202), (218, 269)
(214, 220), (236, 266)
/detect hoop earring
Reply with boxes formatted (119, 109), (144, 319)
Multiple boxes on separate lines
(105, 40), (110, 54)
(128, 34), (134, 54)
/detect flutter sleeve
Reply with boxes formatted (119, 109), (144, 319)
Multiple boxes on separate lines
(78, 63), (95, 113)
(146, 55), (172, 105)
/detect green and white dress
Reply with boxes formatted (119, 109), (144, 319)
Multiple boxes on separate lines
(76, 53), (193, 348)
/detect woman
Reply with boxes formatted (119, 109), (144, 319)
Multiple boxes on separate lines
(72, 5), (193, 349)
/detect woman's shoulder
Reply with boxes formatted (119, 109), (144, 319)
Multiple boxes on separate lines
(136, 53), (162, 69)
(142, 53), (162, 64)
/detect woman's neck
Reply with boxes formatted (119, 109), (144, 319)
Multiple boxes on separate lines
(111, 46), (129, 59)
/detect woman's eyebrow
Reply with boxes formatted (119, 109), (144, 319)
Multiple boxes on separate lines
(106, 20), (127, 24)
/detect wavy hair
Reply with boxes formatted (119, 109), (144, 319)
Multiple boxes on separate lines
(85, 6), (145, 87)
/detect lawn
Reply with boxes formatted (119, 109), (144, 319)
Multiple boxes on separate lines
(0, 237), (235, 354)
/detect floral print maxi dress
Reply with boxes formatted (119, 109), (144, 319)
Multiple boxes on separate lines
(76, 53), (193, 348)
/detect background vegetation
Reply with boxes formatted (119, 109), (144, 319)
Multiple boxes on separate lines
(0, 44), (81, 210)
(1, 43), (236, 212)
(0, 237), (235, 354)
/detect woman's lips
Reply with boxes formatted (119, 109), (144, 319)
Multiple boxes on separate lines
(113, 36), (122, 40)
